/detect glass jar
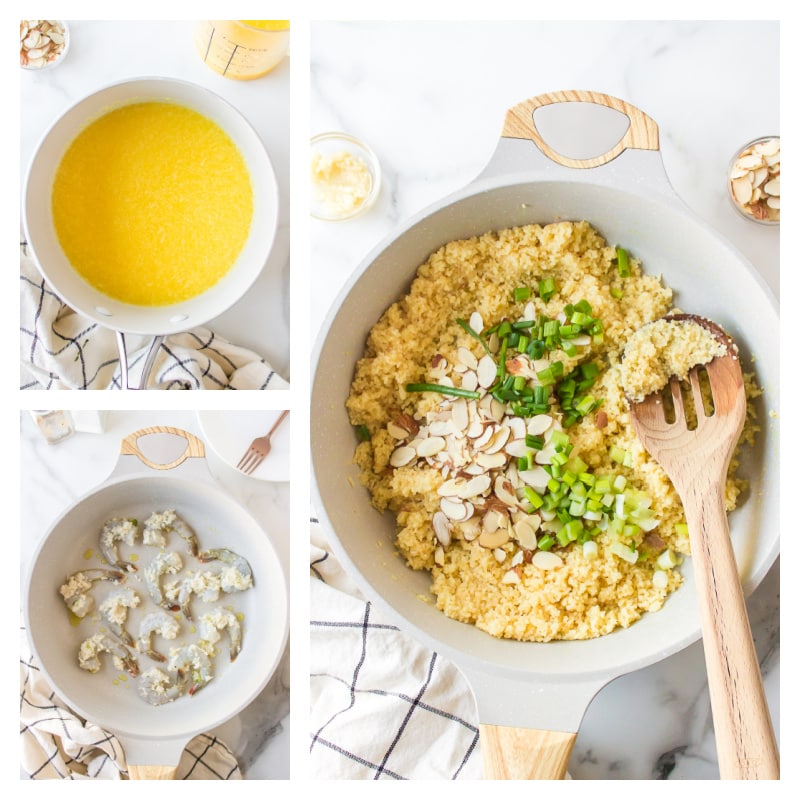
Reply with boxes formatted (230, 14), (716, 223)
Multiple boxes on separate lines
(194, 20), (289, 80)
(31, 410), (73, 444)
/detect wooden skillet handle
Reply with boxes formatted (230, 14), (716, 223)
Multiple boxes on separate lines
(128, 764), (178, 780)
(502, 89), (659, 169)
(120, 426), (206, 471)
(480, 724), (576, 779)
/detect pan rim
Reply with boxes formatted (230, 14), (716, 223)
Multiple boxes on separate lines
(310, 174), (779, 685)
(24, 472), (288, 745)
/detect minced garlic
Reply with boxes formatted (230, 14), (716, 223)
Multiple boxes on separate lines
(311, 149), (372, 217)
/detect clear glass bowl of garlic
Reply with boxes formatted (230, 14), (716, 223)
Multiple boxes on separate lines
(20, 20), (70, 71)
(727, 136), (780, 225)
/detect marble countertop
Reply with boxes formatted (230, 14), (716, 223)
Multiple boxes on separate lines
(310, 20), (779, 780)
(19, 19), (290, 382)
(19, 410), (290, 779)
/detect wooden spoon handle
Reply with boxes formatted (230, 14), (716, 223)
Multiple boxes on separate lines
(684, 483), (779, 779)
(127, 764), (178, 780)
(479, 724), (576, 779)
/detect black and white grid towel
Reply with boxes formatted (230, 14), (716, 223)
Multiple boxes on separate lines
(20, 246), (289, 390)
(310, 517), (483, 780)
(19, 623), (241, 780)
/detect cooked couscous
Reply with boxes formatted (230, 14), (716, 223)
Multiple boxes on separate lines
(347, 221), (756, 641)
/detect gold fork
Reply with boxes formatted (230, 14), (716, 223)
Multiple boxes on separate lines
(236, 411), (289, 475)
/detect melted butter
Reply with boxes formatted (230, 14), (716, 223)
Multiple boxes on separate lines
(52, 101), (253, 306)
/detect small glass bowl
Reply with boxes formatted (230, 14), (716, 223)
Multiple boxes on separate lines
(310, 132), (381, 221)
(20, 20), (70, 71)
(726, 135), (780, 226)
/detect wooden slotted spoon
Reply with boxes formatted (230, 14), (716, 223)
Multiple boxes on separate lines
(628, 315), (779, 779)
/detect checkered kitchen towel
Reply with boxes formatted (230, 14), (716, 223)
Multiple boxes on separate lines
(20, 245), (288, 390)
(310, 517), (482, 780)
(20, 623), (241, 780)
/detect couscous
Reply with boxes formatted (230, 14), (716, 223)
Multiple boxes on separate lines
(347, 220), (756, 642)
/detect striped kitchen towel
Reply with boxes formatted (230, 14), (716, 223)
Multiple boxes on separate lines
(309, 517), (482, 780)
(19, 622), (241, 780)
(20, 245), (288, 390)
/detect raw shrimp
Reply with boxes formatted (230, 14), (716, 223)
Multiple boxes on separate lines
(143, 510), (199, 557)
(137, 667), (187, 706)
(59, 568), (125, 618)
(98, 587), (141, 647)
(198, 607), (242, 662)
(164, 570), (222, 621)
(78, 633), (139, 677)
(143, 551), (183, 610)
(198, 548), (254, 592)
(137, 611), (180, 662)
(167, 644), (213, 695)
(99, 517), (139, 572)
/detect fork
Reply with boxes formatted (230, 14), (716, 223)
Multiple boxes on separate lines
(628, 316), (779, 779)
(236, 411), (289, 475)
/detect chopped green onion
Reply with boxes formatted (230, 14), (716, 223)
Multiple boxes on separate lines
(456, 317), (492, 355)
(513, 286), (531, 302)
(355, 424), (370, 442)
(525, 434), (544, 450)
(616, 245), (631, 277)
(539, 277), (557, 302)
(657, 549), (682, 569)
(497, 320), (513, 339)
(537, 534), (555, 551)
(405, 383), (481, 399)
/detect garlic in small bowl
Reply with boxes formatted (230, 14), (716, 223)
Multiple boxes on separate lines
(727, 136), (779, 225)
(20, 20), (70, 71)
(310, 132), (381, 221)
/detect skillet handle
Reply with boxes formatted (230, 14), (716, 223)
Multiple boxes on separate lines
(128, 765), (178, 780)
(120, 426), (205, 470)
(502, 89), (659, 168)
(480, 724), (575, 780)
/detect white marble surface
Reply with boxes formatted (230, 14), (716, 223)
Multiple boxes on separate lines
(19, 409), (290, 779)
(19, 19), (290, 382)
(310, 20), (780, 780)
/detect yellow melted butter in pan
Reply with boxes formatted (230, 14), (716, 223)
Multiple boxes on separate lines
(51, 101), (253, 306)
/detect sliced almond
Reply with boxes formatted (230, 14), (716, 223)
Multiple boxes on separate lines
(531, 550), (563, 570)
(527, 414), (553, 436)
(513, 518), (539, 550)
(504, 439), (530, 458)
(389, 446), (416, 467)
(477, 354), (497, 388)
(387, 421), (410, 439)
(434, 546), (445, 566)
(461, 518), (480, 541)
(440, 498), (469, 522)
(460, 473), (491, 498)
(482, 508), (507, 534)
(732, 176), (753, 206)
(478, 528), (510, 548)
(518, 465), (551, 493)
(763, 176), (780, 196)
(494, 474), (519, 507)
(501, 569), (520, 584)
(469, 311), (484, 334)
(438, 477), (466, 497)
(461, 370), (479, 392)
(432, 511), (452, 546)
(476, 452), (507, 470)
(456, 346), (478, 370)
(493, 548), (507, 563)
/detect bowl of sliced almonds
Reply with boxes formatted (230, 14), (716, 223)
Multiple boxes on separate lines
(727, 136), (780, 225)
(20, 19), (69, 71)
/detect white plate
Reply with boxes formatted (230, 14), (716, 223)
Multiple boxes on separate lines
(197, 410), (290, 481)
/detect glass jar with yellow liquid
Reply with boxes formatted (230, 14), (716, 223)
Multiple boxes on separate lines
(194, 20), (289, 80)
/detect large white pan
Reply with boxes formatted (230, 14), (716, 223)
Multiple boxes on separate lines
(24, 427), (288, 779)
(311, 91), (779, 779)
(22, 77), (279, 387)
